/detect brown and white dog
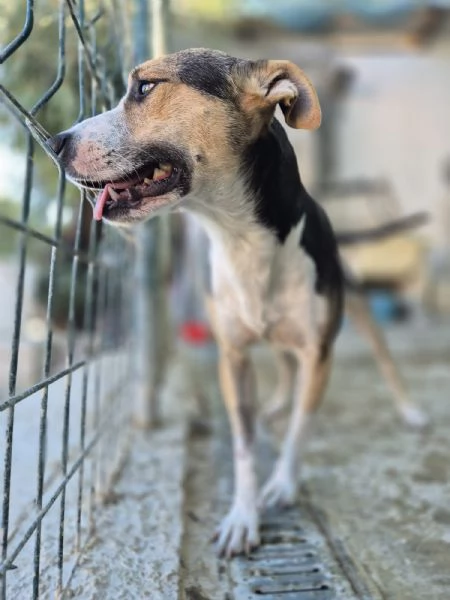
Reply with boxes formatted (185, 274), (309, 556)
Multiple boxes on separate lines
(49, 48), (346, 557)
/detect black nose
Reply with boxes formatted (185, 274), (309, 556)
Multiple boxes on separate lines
(48, 132), (70, 156)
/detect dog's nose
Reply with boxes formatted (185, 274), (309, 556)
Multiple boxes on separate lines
(48, 132), (70, 156)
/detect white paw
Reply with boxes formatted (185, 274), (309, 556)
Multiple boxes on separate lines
(213, 502), (260, 558)
(259, 465), (297, 510)
(399, 403), (430, 429)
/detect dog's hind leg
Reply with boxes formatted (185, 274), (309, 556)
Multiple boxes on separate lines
(262, 350), (297, 422)
(259, 348), (332, 508)
(346, 293), (429, 428)
(213, 346), (260, 557)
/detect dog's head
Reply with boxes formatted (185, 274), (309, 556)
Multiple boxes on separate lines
(49, 48), (321, 225)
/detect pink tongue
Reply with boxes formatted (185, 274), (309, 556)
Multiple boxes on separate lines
(94, 185), (110, 221)
(93, 179), (139, 221)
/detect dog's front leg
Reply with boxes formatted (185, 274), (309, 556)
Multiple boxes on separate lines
(214, 346), (259, 557)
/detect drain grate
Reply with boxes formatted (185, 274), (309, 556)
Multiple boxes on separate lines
(210, 407), (375, 599)
(229, 508), (338, 599)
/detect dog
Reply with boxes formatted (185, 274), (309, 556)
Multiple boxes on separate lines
(49, 48), (346, 557)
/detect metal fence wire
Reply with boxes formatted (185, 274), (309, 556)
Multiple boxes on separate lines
(0, 1), (141, 597)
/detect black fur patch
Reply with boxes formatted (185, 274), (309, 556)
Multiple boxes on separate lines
(176, 49), (239, 101)
(242, 118), (344, 304)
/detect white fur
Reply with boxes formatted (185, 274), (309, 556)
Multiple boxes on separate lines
(187, 191), (326, 351)
(398, 403), (430, 429)
(215, 451), (259, 556)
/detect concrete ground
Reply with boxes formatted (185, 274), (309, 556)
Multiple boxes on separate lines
(292, 321), (450, 600)
(65, 318), (450, 600)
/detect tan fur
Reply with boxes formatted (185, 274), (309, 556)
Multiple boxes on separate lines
(345, 293), (428, 427)
(238, 60), (322, 131)
(125, 82), (240, 173)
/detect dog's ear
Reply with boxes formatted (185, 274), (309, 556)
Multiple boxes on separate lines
(237, 60), (321, 130)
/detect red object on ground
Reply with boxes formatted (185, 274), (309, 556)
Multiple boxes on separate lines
(179, 320), (211, 345)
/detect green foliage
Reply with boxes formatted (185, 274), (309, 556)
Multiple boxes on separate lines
(0, 0), (126, 225)
(1, 0), (126, 328)
(1, 0), (126, 143)
(1, 1), (78, 135)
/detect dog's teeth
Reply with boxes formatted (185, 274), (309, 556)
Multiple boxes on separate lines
(153, 164), (172, 180)
(109, 187), (120, 201)
(144, 177), (153, 184)
(153, 167), (167, 180)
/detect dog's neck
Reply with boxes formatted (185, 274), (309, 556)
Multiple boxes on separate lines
(184, 117), (306, 257)
(185, 173), (262, 242)
(242, 118), (306, 244)
(180, 121), (311, 314)
(184, 177), (276, 309)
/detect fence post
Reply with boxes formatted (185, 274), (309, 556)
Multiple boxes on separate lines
(132, 0), (172, 428)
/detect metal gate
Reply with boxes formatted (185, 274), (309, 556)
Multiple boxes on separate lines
(0, 1), (143, 597)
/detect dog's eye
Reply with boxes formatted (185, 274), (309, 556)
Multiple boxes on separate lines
(137, 81), (156, 97)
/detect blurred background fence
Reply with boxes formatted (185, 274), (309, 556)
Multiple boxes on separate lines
(0, 1), (151, 597)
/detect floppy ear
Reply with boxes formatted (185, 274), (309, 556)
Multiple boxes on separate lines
(238, 60), (321, 130)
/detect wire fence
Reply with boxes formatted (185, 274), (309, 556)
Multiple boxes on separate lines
(0, 1), (142, 597)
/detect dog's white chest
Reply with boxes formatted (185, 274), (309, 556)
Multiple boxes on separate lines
(210, 221), (324, 347)
(210, 236), (272, 336)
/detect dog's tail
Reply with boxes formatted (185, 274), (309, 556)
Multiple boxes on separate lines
(335, 212), (429, 246)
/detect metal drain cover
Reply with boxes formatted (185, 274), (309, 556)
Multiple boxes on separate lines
(229, 507), (350, 599)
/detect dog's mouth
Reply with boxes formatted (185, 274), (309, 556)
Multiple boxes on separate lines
(79, 161), (181, 221)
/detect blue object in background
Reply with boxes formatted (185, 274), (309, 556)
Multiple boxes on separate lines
(369, 291), (397, 324)
(241, 0), (335, 31)
(346, 0), (421, 25)
(240, 0), (426, 31)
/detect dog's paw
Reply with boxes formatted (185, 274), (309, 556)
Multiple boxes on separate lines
(259, 466), (297, 510)
(399, 403), (430, 429)
(213, 503), (260, 558)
